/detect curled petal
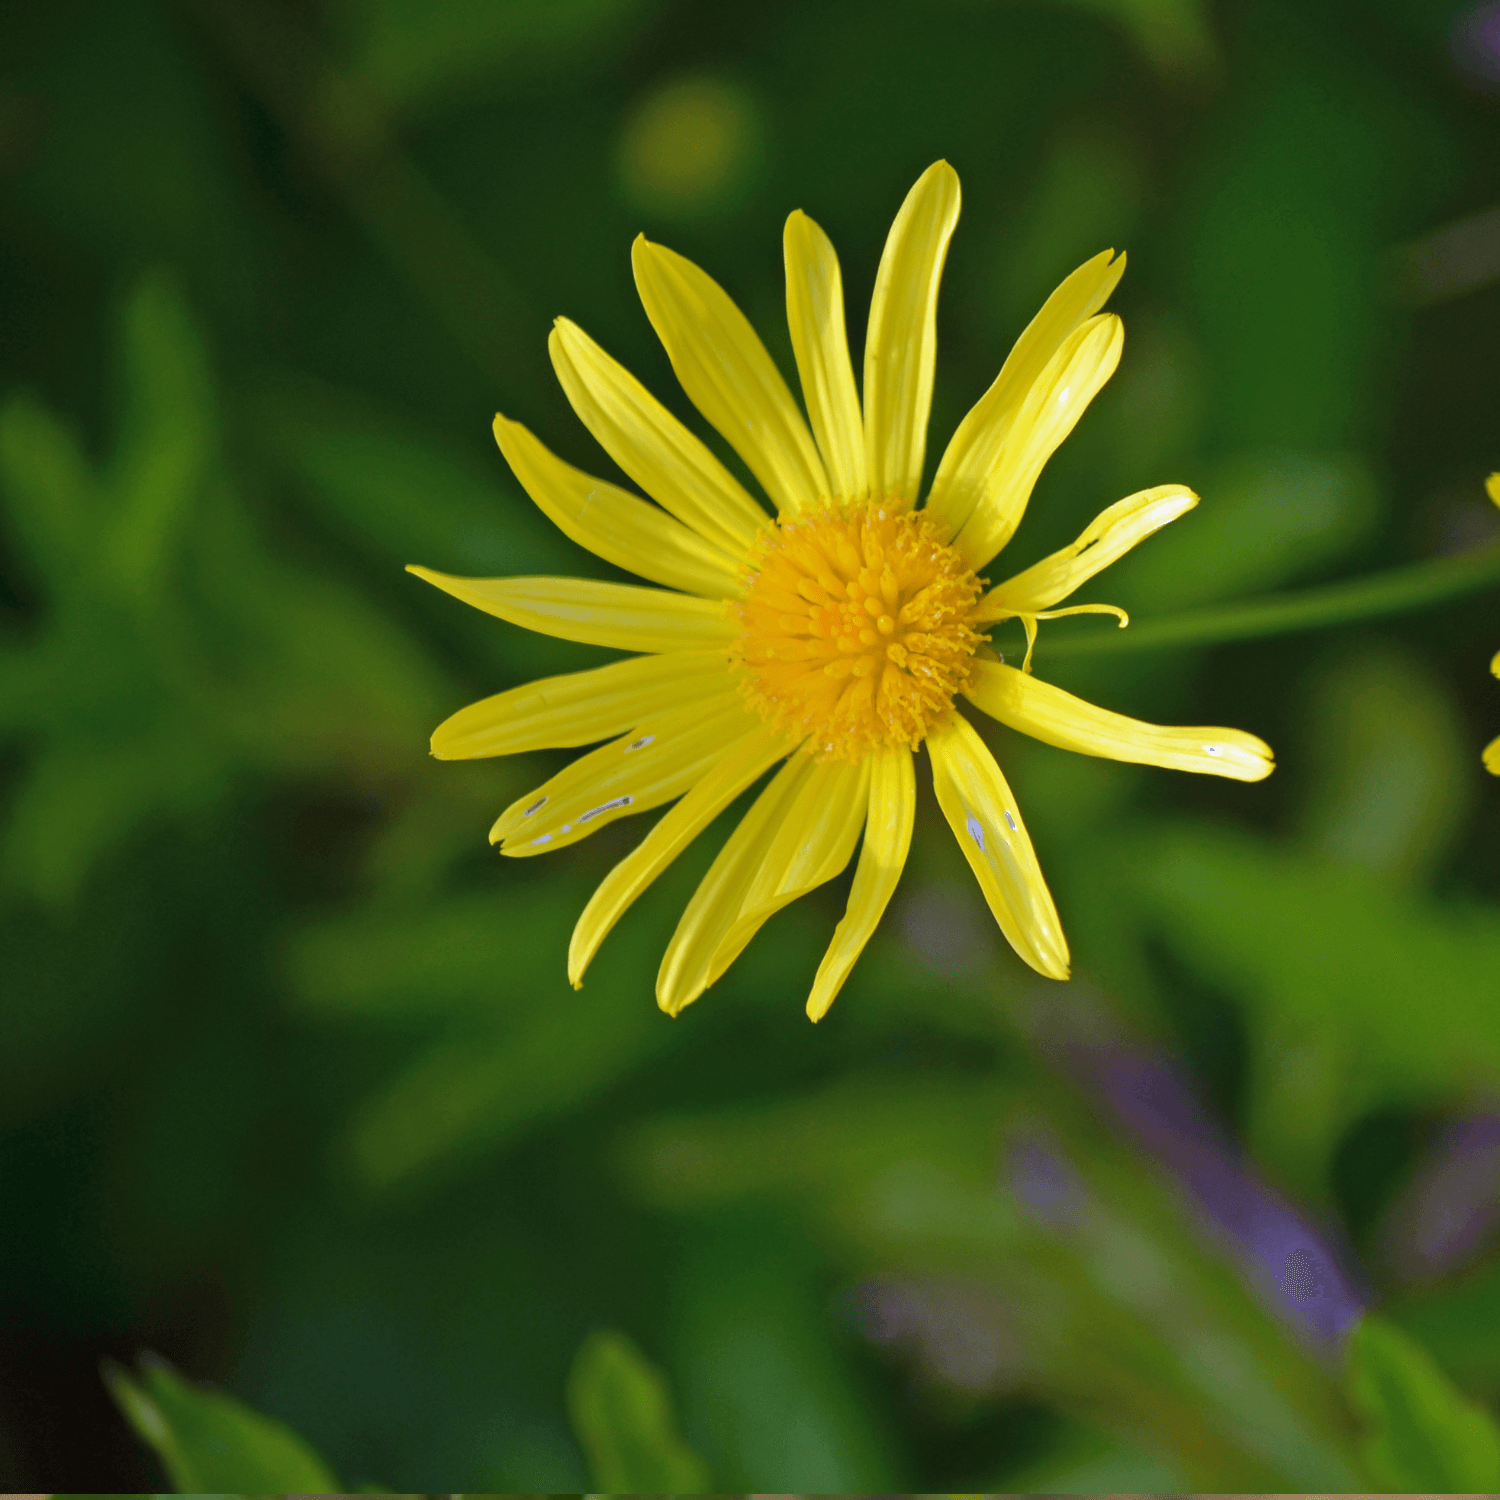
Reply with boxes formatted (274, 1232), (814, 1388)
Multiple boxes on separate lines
(568, 723), (791, 987)
(548, 319), (768, 556)
(407, 567), (736, 654)
(656, 753), (813, 1016)
(864, 161), (961, 510)
(633, 236), (828, 516)
(493, 413), (744, 597)
(950, 315), (1124, 571)
(965, 660), (1275, 782)
(927, 714), (1069, 979)
(977, 484), (1198, 620)
(807, 745), (915, 1021)
(430, 650), (730, 759)
(493, 695), (754, 854)
(784, 210), (868, 504)
(926, 250), (1125, 545)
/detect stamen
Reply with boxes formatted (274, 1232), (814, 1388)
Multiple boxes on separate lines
(731, 503), (986, 760)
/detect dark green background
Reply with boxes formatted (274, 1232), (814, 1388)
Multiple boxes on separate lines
(3, 0), (1500, 1489)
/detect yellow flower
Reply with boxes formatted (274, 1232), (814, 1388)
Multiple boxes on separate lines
(410, 161), (1274, 1020)
(1486, 474), (1500, 776)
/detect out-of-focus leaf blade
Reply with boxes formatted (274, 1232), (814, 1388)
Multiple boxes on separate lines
(0, 395), (98, 594)
(1346, 1315), (1500, 1491)
(566, 1328), (711, 1493)
(104, 1356), (342, 1493)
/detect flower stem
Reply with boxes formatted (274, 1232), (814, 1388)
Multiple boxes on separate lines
(1041, 542), (1500, 659)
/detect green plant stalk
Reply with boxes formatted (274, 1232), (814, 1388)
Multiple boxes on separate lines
(1039, 542), (1500, 659)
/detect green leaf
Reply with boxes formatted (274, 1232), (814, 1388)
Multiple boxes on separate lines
(1346, 1315), (1500, 1491)
(565, 1329), (711, 1494)
(103, 1355), (343, 1493)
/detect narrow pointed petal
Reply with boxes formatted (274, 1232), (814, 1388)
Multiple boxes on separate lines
(965, 661), (1274, 781)
(784, 210), (867, 503)
(806, 745), (915, 1021)
(976, 485), (1197, 621)
(493, 413), (744, 597)
(407, 566), (736, 654)
(549, 319), (768, 556)
(704, 756), (870, 989)
(494, 695), (753, 854)
(863, 161), (961, 509)
(656, 752), (814, 1015)
(926, 250), (1124, 542)
(431, 650), (730, 759)
(927, 714), (1069, 979)
(567, 723), (790, 986)
(950, 314), (1124, 571)
(632, 236), (828, 516)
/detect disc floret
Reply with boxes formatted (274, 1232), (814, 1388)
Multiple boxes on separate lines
(732, 504), (985, 759)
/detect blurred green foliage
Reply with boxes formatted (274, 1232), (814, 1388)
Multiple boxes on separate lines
(4, 0), (1500, 1491)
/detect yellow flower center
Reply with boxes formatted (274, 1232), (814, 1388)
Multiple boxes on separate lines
(731, 503), (986, 760)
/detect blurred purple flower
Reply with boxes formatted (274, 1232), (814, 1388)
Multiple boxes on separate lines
(1376, 1111), (1500, 1285)
(1454, 3), (1500, 89)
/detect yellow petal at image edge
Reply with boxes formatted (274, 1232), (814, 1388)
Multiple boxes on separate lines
(407, 567), (737, 655)
(632, 236), (828, 517)
(807, 745), (915, 1021)
(977, 484), (1197, 620)
(568, 724), (791, 987)
(1486, 733), (1500, 775)
(863, 160), (960, 510)
(926, 248), (1124, 544)
(927, 714), (1070, 980)
(429, 650), (731, 760)
(548, 319), (768, 556)
(492, 413), (744, 598)
(493, 694), (752, 853)
(784, 210), (868, 504)
(965, 660), (1273, 781)
(952, 314), (1124, 571)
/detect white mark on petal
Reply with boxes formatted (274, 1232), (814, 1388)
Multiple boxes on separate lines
(626, 735), (655, 753)
(524, 796), (548, 817)
(530, 833), (553, 846)
(577, 795), (634, 825)
(1004, 809), (1018, 831)
(966, 813), (985, 850)
(1203, 743), (1223, 756)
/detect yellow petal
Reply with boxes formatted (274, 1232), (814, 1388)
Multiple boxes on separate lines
(632, 236), (828, 516)
(567, 723), (790, 986)
(549, 319), (768, 556)
(784, 210), (867, 504)
(493, 413), (745, 597)
(926, 250), (1124, 542)
(493, 694), (753, 854)
(863, 161), (961, 510)
(1492, 647), (1500, 678)
(976, 484), (1198, 620)
(703, 755), (870, 992)
(407, 566), (736, 654)
(656, 751), (814, 1015)
(1486, 734), (1500, 776)
(431, 650), (730, 759)
(806, 745), (914, 1021)
(927, 714), (1069, 980)
(951, 314), (1124, 571)
(1487, 472), (1500, 508)
(965, 660), (1275, 782)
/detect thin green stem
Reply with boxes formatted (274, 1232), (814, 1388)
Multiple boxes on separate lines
(1038, 542), (1500, 659)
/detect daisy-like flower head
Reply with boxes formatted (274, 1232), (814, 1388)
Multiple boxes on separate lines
(411, 161), (1274, 1020)
(1486, 473), (1500, 777)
